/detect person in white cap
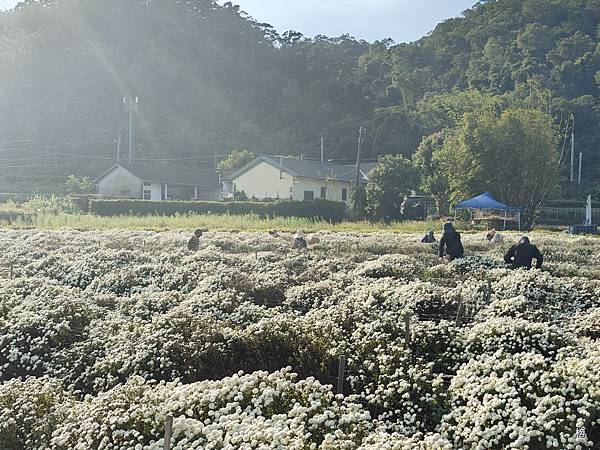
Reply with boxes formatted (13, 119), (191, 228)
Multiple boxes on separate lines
(486, 228), (504, 246)
(292, 230), (307, 249)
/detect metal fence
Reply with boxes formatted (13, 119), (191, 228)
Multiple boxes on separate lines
(538, 207), (600, 226)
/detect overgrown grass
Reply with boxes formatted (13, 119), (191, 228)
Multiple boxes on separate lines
(0, 211), (460, 234)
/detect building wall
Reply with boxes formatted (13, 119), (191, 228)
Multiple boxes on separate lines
(290, 177), (353, 206)
(232, 162), (293, 200)
(197, 187), (222, 201)
(98, 167), (142, 198)
(232, 162), (353, 206)
(142, 182), (162, 200)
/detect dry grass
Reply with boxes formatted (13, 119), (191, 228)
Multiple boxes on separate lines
(0, 211), (466, 234)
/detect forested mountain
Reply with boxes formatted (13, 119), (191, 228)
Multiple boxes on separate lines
(0, 0), (599, 196)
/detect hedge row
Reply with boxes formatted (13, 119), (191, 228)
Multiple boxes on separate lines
(89, 199), (348, 223)
(0, 210), (33, 224)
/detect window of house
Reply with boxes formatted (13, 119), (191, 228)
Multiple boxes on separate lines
(143, 190), (151, 200)
(342, 188), (347, 202)
(320, 187), (327, 199)
(304, 190), (314, 201)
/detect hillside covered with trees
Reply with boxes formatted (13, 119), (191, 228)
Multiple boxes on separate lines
(0, 0), (599, 200)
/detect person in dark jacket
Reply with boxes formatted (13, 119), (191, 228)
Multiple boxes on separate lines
(504, 236), (543, 269)
(187, 229), (204, 252)
(421, 230), (436, 243)
(438, 222), (464, 261)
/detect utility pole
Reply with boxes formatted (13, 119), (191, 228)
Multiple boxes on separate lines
(123, 91), (139, 163)
(114, 132), (122, 163)
(353, 127), (365, 213)
(320, 136), (324, 163)
(570, 116), (575, 182)
(578, 152), (583, 185)
(354, 127), (364, 188)
(279, 155), (283, 180)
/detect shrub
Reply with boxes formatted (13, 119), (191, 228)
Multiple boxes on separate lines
(0, 377), (71, 450)
(89, 198), (347, 222)
(440, 351), (597, 449)
(50, 369), (372, 450)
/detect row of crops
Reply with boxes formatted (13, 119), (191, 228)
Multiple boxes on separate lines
(0, 229), (598, 449)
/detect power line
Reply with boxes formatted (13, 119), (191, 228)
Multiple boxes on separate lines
(0, 164), (57, 169)
(0, 156), (56, 163)
(0, 139), (111, 153)
(55, 152), (114, 160)
(133, 155), (223, 162)
(0, 133), (114, 144)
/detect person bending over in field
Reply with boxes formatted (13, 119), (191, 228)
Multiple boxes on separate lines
(421, 230), (436, 243)
(187, 229), (204, 252)
(291, 230), (308, 249)
(504, 236), (543, 269)
(485, 228), (504, 245)
(438, 222), (464, 261)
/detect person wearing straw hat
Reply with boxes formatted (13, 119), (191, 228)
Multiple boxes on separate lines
(292, 230), (308, 249)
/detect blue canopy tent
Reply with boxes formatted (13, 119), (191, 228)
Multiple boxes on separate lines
(455, 192), (521, 230)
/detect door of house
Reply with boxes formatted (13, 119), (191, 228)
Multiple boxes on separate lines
(147, 182), (161, 201)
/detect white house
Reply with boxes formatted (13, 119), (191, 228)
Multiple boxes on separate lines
(94, 163), (220, 201)
(228, 156), (375, 207)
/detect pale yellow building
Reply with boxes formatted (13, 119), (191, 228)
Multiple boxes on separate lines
(228, 156), (374, 207)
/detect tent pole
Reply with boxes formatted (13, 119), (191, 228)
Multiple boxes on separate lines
(503, 210), (507, 231)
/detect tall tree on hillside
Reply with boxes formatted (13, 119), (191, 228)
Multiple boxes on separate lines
(218, 148), (254, 172)
(366, 154), (419, 222)
(413, 131), (451, 216)
(438, 108), (559, 228)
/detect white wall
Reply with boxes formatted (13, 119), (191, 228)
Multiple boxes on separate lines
(232, 162), (293, 200)
(291, 177), (353, 206)
(232, 162), (353, 206)
(98, 167), (142, 198)
(142, 182), (162, 201)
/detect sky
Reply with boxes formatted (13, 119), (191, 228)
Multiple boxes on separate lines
(223, 0), (477, 42)
(0, 0), (477, 43)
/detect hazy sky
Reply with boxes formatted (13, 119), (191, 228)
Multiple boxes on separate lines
(0, 0), (477, 43)
(225, 0), (477, 42)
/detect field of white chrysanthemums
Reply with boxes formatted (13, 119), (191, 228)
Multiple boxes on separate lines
(0, 229), (599, 449)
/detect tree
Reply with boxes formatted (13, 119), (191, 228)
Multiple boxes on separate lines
(218, 148), (254, 172)
(366, 154), (419, 222)
(64, 175), (92, 196)
(350, 184), (367, 220)
(437, 108), (559, 229)
(2, 0), (600, 202)
(413, 132), (451, 216)
(516, 23), (555, 58)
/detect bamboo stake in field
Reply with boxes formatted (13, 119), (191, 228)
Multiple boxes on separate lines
(163, 415), (173, 450)
(455, 299), (463, 327)
(337, 355), (346, 395)
(404, 314), (411, 348)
